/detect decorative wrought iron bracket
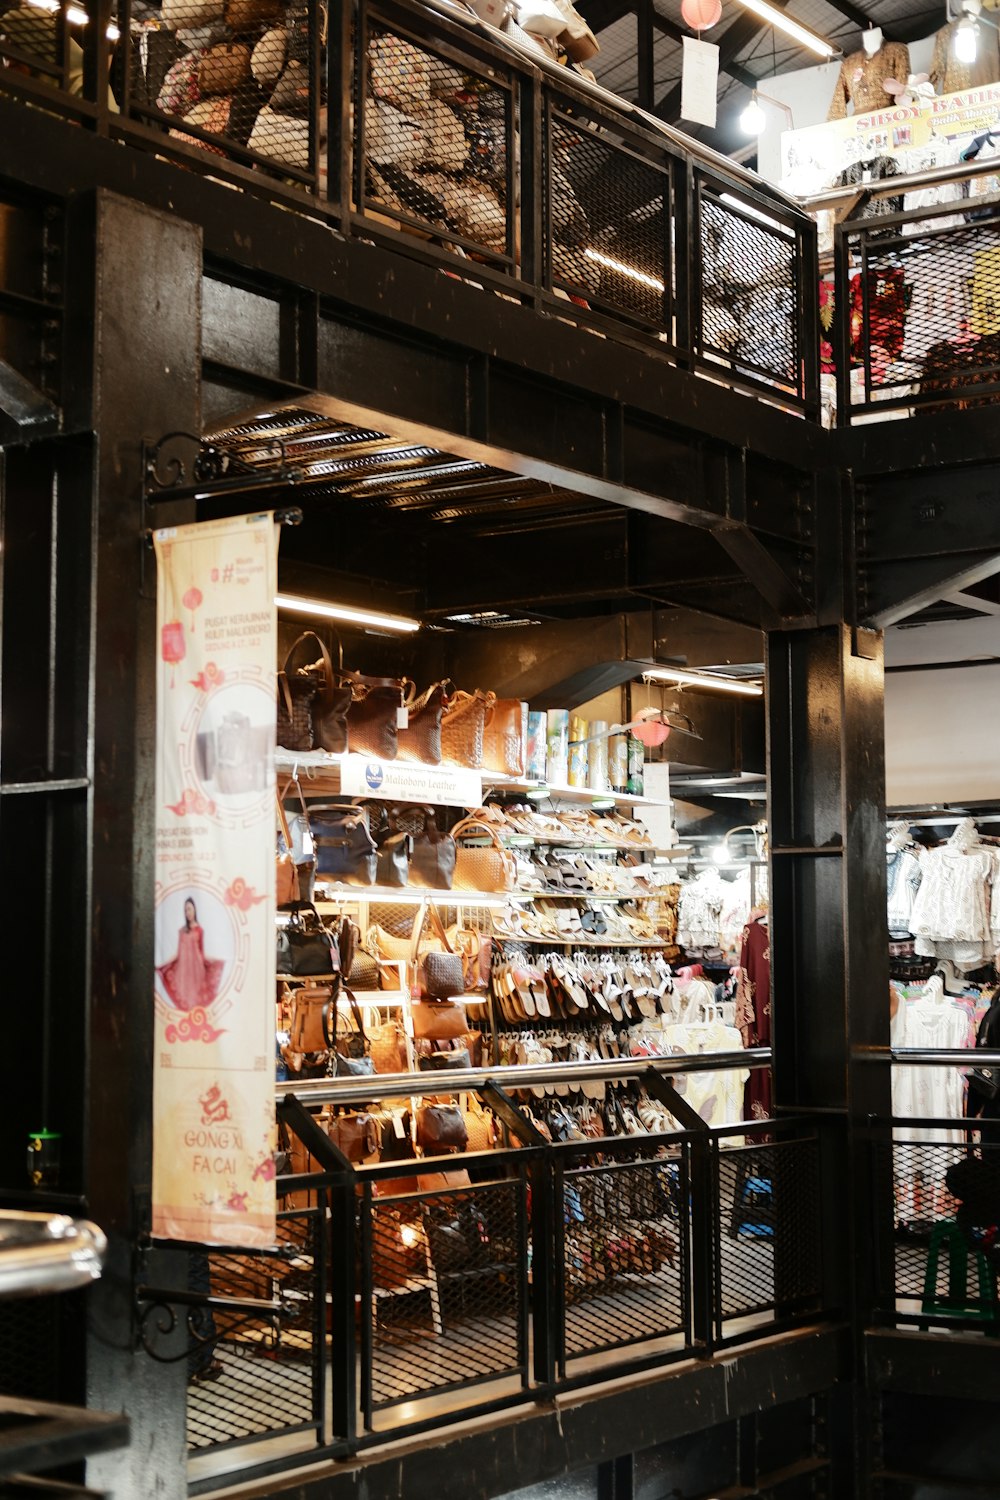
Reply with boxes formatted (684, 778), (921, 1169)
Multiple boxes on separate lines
(134, 1284), (290, 1364)
(140, 429), (305, 505)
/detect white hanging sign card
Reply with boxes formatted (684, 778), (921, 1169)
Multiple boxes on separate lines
(681, 36), (719, 128)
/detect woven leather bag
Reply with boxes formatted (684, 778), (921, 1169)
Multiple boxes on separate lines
(464, 1099), (494, 1152)
(369, 901), (417, 939)
(440, 689), (496, 768)
(451, 815), (517, 893)
(396, 681), (448, 764)
(346, 676), (414, 760)
(482, 698), (525, 777)
(277, 672), (316, 752)
(370, 1019), (407, 1074)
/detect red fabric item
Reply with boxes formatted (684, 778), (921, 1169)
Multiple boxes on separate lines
(735, 917), (771, 1123)
(158, 924), (224, 1011)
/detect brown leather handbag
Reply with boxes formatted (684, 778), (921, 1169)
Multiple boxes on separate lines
(482, 698), (525, 777)
(416, 1102), (469, 1153)
(440, 688), (496, 768)
(198, 41), (250, 95)
(396, 680), (449, 764)
(346, 674), (414, 760)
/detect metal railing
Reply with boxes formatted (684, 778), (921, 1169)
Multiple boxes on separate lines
(0, 0), (819, 414)
(133, 1059), (831, 1487)
(823, 158), (1000, 422)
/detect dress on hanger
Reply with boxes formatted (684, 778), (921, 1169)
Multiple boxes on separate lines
(735, 915), (770, 1122)
(827, 42), (911, 120)
(677, 869), (727, 952)
(930, 20), (1000, 95)
(891, 986), (967, 1144)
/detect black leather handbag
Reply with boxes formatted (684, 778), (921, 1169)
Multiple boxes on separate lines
(309, 803), (377, 885)
(408, 808), (456, 890)
(370, 807), (412, 888)
(276, 902), (340, 976)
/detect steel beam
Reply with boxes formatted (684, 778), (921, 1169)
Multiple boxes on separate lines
(766, 623), (892, 1424)
(65, 188), (202, 1500)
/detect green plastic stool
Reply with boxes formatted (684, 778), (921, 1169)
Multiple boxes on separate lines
(921, 1219), (998, 1325)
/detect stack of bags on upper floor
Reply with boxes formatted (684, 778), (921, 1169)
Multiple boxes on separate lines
(131, 0), (321, 170)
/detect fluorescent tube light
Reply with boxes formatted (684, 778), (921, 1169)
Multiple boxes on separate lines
(643, 667), (763, 697)
(65, 4), (88, 23)
(583, 248), (665, 293)
(732, 0), (837, 57)
(275, 593), (420, 634)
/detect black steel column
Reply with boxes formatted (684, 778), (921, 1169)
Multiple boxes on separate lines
(766, 621), (891, 1500)
(65, 189), (202, 1499)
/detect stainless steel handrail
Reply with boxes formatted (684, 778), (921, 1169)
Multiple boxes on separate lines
(0, 1211), (106, 1298)
(277, 1047), (770, 1107)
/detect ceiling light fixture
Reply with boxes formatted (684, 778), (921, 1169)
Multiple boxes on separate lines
(739, 88), (794, 135)
(956, 13), (979, 60)
(711, 821), (768, 864)
(732, 0), (838, 58)
(64, 4), (89, 23)
(583, 248), (665, 293)
(643, 667), (763, 697)
(275, 593), (420, 634)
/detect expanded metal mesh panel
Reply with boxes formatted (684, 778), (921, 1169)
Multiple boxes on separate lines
(547, 109), (670, 333)
(880, 1136), (1000, 1326)
(715, 1136), (821, 1328)
(125, 0), (320, 182)
(560, 1154), (686, 1363)
(361, 26), (513, 265)
(0, 7), (81, 97)
(699, 188), (800, 396)
(186, 1208), (322, 1452)
(362, 1177), (526, 1417)
(844, 210), (1000, 414)
(0, 1295), (65, 1403)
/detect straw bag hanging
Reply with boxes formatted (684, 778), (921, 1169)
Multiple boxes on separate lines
(451, 815), (517, 893)
(440, 689), (496, 769)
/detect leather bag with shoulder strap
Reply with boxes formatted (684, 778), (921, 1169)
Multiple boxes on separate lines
(414, 905), (464, 999)
(440, 688), (496, 769)
(369, 806), (412, 888)
(282, 982), (336, 1075)
(309, 802), (377, 885)
(451, 814), (517, 893)
(396, 680), (449, 764)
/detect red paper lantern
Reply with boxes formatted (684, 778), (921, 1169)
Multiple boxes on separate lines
(681, 0), (722, 30)
(632, 708), (672, 748)
(161, 619), (186, 686)
(183, 585), (203, 631)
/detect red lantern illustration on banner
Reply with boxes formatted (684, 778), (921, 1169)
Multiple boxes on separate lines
(183, 585), (203, 633)
(161, 619), (186, 687)
(681, 0), (722, 28)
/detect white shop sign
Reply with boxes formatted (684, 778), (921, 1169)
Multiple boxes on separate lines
(339, 753), (482, 807)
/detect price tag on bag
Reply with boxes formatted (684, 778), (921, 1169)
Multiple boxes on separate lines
(397, 706), (409, 728)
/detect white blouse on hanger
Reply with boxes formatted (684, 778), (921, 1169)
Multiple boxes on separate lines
(891, 986), (967, 1145)
(909, 845), (994, 969)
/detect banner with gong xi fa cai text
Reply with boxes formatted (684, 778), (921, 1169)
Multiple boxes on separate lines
(152, 514), (278, 1247)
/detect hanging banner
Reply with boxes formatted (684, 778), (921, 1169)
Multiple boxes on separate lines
(152, 514), (278, 1247)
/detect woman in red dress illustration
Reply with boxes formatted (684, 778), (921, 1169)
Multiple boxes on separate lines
(158, 898), (224, 1012)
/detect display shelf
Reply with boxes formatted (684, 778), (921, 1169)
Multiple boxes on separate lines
(312, 888), (512, 908)
(489, 779), (671, 810)
(492, 933), (673, 949)
(275, 751), (673, 812)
